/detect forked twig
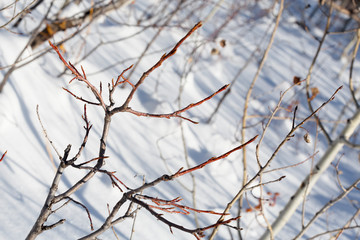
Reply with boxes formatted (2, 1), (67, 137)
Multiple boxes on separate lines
(111, 21), (203, 114)
(49, 41), (106, 110)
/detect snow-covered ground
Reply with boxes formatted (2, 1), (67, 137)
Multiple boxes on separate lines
(0, 0), (359, 239)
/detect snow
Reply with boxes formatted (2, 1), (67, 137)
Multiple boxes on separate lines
(1, 0), (360, 239)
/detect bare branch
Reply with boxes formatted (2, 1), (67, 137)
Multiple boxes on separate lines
(304, 2), (334, 144)
(65, 197), (94, 231)
(42, 219), (66, 231)
(0, 151), (7, 162)
(112, 21), (203, 114)
(293, 177), (360, 239)
(210, 86), (342, 240)
(49, 41), (107, 110)
(125, 84), (229, 123)
(129, 196), (240, 238)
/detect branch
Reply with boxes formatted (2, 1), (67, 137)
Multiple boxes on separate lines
(210, 86), (342, 240)
(0, 0), (39, 29)
(42, 219), (66, 231)
(129, 196), (240, 238)
(293, 177), (360, 239)
(175, 135), (258, 177)
(65, 197), (94, 231)
(66, 105), (93, 165)
(82, 135), (257, 239)
(111, 21), (203, 114)
(349, 28), (360, 109)
(259, 86), (360, 240)
(136, 195), (228, 215)
(36, 105), (61, 159)
(49, 41), (106, 110)
(304, 2), (334, 144)
(125, 84), (229, 124)
(62, 88), (100, 106)
(0, 151), (7, 162)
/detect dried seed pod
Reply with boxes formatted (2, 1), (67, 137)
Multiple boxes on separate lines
(211, 48), (219, 55)
(303, 132), (311, 143)
(219, 39), (226, 48)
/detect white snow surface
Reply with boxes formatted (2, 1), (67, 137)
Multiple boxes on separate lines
(0, 0), (359, 239)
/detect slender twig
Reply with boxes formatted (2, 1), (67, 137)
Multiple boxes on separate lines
(176, 136), (258, 177)
(0, 0), (38, 29)
(125, 84), (228, 124)
(81, 136), (257, 239)
(129, 175), (145, 240)
(67, 105), (92, 165)
(308, 226), (360, 240)
(349, 28), (360, 109)
(136, 194), (227, 215)
(62, 88), (100, 106)
(332, 207), (360, 239)
(0, 1), (55, 93)
(0, 151), (7, 162)
(264, 151), (318, 174)
(65, 197), (94, 231)
(293, 178), (360, 239)
(111, 21), (203, 114)
(36, 105), (61, 158)
(237, 0), (284, 237)
(209, 86), (342, 240)
(243, 176), (286, 191)
(42, 219), (66, 231)
(49, 41), (107, 110)
(305, 2), (334, 144)
(125, 0), (185, 81)
(130, 196), (240, 238)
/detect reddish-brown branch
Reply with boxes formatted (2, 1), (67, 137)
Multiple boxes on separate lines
(49, 41), (106, 110)
(129, 196), (240, 238)
(125, 84), (229, 124)
(62, 88), (100, 106)
(65, 197), (94, 231)
(128, 135), (258, 196)
(175, 135), (258, 177)
(0, 151), (7, 162)
(138, 195), (228, 216)
(84, 133), (256, 239)
(112, 22), (203, 114)
(100, 170), (130, 192)
(113, 64), (134, 88)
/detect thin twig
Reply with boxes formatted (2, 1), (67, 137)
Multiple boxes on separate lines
(112, 21), (203, 114)
(0, 151), (7, 162)
(305, 2), (334, 144)
(210, 86), (342, 240)
(348, 28), (360, 109)
(125, 84), (229, 123)
(236, 1), (284, 237)
(65, 197), (94, 231)
(49, 41), (107, 110)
